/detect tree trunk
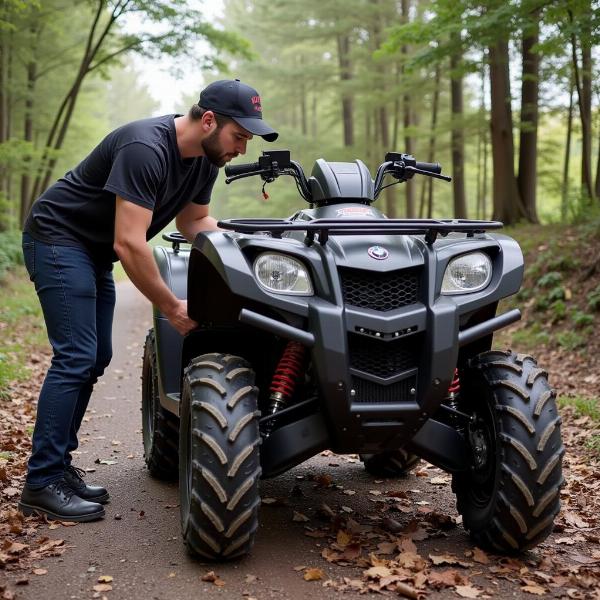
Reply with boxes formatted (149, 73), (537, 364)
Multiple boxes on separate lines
(401, 0), (415, 218)
(596, 122), (600, 200)
(299, 54), (307, 137)
(581, 12), (592, 194)
(562, 76), (574, 220)
(0, 24), (9, 224)
(422, 64), (440, 219)
(20, 57), (37, 227)
(517, 13), (540, 223)
(311, 89), (317, 139)
(450, 34), (467, 219)
(476, 60), (484, 220)
(568, 9), (594, 201)
(392, 61), (400, 150)
(488, 39), (526, 224)
(336, 34), (354, 147)
(379, 105), (397, 217)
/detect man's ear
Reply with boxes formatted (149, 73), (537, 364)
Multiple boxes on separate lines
(201, 110), (217, 133)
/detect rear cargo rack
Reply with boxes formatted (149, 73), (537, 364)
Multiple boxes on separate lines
(218, 218), (503, 245)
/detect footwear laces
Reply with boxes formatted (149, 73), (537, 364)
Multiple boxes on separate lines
(66, 465), (87, 482)
(53, 478), (76, 500)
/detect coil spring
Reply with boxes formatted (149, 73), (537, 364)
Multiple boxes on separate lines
(269, 341), (306, 405)
(448, 368), (460, 396)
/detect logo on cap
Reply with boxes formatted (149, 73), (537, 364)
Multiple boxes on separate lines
(368, 246), (389, 260)
(251, 96), (262, 112)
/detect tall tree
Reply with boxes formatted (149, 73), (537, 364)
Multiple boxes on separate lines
(27, 0), (249, 216)
(567, 5), (594, 201)
(488, 36), (527, 223)
(400, 0), (414, 218)
(450, 30), (467, 219)
(337, 33), (354, 147)
(517, 7), (540, 223)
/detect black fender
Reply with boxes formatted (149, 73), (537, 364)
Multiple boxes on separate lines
(152, 245), (189, 411)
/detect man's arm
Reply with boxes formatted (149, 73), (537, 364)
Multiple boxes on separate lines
(113, 196), (197, 336)
(175, 202), (220, 243)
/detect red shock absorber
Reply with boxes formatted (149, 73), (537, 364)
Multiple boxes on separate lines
(268, 341), (306, 416)
(448, 368), (461, 396)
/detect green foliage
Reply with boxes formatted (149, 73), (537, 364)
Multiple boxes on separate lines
(547, 286), (566, 302)
(536, 271), (562, 288)
(510, 322), (551, 350)
(0, 267), (45, 399)
(556, 330), (587, 351)
(558, 395), (600, 422)
(587, 285), (600, 312)
(550, 300), (567, 321)
(570, 310), (594, 329)
(0, 230), (24, 282)
(586, 435), (600, 458)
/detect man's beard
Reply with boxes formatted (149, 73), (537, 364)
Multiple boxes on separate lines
(201, 129), (232, 167)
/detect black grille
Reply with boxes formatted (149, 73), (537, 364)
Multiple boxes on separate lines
(340, 267), (420, 311)
(352, 375), (417, 403)
(349, 333), (420, 379)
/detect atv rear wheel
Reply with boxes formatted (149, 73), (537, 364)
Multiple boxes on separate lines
(141, 330), (179, 480)
(180, 354), (261, 560)
(453, 350), (564, 553)
(360, 449), (420, 477)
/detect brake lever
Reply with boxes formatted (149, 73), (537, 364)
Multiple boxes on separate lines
(404, 166), (452, 182)
(225, 169), (272, 185)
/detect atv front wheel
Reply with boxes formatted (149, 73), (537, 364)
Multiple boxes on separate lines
(453, 350), (564, 553)
(360, 449), (420, 477)
(180, 354), (261, 560)
(141, 330), (179, 479)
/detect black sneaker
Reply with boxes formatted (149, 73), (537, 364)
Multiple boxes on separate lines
(63, 466), (110, 504)
(19, 478), (105, 522)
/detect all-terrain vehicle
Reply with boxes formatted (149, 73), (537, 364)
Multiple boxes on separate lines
(141, 150), (564, 560)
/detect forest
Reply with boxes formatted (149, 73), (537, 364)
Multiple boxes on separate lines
(0, 0), (599, 230)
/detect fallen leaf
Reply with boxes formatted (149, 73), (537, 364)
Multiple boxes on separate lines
(365, 566), (392, 578)
(521, 584), (546, 595)
(292, 511), (309, 523)
(97, 575), (113, 583)
(336, 530), (352, 547)
(455, 584), (481, 598)
(93, 584), (112, 592)
(430, 477), (449, 485)
(430, 554), (471, 568)
(472, 547), (489, 564)
(303, 568), (325, 581)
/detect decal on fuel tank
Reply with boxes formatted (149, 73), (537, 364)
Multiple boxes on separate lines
(335, 206), (376, 218)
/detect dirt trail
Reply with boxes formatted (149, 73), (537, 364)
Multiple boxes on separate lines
(3, 281), (599, 600)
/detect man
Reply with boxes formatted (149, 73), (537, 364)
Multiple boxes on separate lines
(18, 79), (278, 522)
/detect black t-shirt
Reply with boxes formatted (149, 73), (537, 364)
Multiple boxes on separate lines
(24, 114), (218, 262)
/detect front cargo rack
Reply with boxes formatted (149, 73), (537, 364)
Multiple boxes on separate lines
(218, 218), (504, 245)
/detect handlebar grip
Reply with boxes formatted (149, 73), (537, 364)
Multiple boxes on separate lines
(415, 161), (442, 174)
(224, 162), (261, 177)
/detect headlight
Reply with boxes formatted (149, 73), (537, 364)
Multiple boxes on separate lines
(441, 252), (492, 294)
(253, 252), (313, 295)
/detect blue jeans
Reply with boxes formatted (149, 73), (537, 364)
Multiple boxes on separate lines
(22, 232), (115, 488)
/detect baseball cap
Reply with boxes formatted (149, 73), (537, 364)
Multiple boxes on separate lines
(199, 79), (278, 142)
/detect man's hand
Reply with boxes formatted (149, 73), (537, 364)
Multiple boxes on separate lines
(163, 299), (198, 336)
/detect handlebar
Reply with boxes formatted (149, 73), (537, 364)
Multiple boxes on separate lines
(225, 150), (450, 204)
(415, 161), (441, 174)
(224, 162), (261, 177)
